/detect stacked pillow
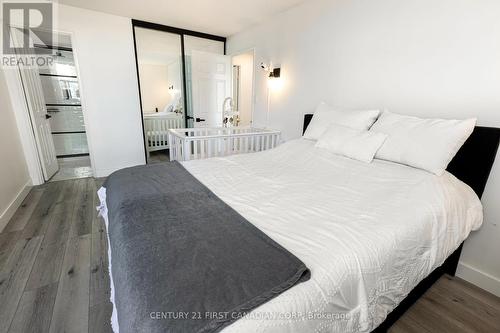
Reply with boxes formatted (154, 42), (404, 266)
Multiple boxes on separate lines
(305, 102), (476, 175)
(370, 111), (476, 175)
(304, 102), (384, 163)
(303, 102), (380, 140)
(315, 123), (387, 163)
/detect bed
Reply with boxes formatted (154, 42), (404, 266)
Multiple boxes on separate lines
(143, 112), (183, 154)
(99, 115), (499, 332)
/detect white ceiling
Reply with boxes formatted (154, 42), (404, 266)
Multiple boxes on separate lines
(58, 0), (309, 37)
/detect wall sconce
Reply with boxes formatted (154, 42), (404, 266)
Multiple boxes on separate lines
(261, 62), (282, 90)
(267, 67), (282, 90)
(260, 62), (281, 80)
(261, 62), (283, 127)
(269, 68), (280, 79)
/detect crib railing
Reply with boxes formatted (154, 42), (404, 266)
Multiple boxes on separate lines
(168, 127), (281, 161)
(144, 115), (183, 153)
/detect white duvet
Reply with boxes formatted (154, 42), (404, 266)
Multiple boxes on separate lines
(100, 138), (482, 333)
(181, 138), (482, 333)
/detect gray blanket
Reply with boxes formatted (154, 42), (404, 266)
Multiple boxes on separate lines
(104, 162), (310, 333)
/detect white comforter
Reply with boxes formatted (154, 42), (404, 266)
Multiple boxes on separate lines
(178, 138), (482, 333)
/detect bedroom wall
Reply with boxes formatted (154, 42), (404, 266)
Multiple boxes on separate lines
(0, 68), (31, 232)
(227, 0), (500, 296)
(56, 5), (145, 177)
(138, 63), (171, 114)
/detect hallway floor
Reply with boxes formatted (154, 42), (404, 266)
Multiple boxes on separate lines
(49, 156), (93, 182)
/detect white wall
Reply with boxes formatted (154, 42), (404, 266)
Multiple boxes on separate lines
(0, 68), (31, 231)
(139, 63), (171, 114)
(57, 5), (145, 176)
(232, 51), (254, 126)
(227, 0), (500, 295)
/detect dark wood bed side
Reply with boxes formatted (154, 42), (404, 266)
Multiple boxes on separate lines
(302, 113), (500, 332)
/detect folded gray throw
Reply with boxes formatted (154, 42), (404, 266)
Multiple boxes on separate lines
(104, 162), (310, 333)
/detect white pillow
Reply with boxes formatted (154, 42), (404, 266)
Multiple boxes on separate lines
(315, 124), (388, 163)
(303, 102), (381, 140)
(370, 111), (476, 175)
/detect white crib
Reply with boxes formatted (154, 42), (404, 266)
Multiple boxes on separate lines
(143, 113), (183, 154)
(168, 127), (281, 161)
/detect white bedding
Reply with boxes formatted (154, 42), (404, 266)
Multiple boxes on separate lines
(100, 138), (482, 333)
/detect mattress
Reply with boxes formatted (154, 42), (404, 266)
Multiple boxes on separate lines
(99, 138), (482, 333)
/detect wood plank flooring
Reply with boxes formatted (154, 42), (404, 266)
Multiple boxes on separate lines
(0, 177), (499, 333)
(0, 178), (111, 333)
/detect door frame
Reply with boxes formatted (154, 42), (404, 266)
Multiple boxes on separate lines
(4, 29), (95, 185)
(131, 19), (227, 163)
(230, 47), (256, 126)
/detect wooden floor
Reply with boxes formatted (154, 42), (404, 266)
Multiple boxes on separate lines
(1, 178), (499, 333)
(0, 178), (111, 333)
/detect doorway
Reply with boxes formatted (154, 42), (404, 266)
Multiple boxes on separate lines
(132, 20), (231, 164)
(231, 50), (255, 127)
(15, 30), (93, 182)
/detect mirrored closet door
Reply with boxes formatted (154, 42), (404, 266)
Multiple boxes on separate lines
(132, 20), (227, 163)
(134, 26), (185, 164)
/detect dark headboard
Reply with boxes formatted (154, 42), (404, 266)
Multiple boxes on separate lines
(303, 114), (500, 198)
(303, 114), (314, 136)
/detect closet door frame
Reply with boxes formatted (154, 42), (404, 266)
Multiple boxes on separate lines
(131, 19), (226, 163)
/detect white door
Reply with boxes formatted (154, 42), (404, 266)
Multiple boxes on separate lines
(191, 50), (231, 127)
(11, 28), (59, 180)
(18, 65), (59, 180)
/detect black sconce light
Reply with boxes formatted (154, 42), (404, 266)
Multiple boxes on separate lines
(269, 67), (281, 78)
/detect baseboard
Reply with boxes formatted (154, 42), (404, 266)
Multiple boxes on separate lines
(456, 262), (500, 297)
(0, 181), (32, 233)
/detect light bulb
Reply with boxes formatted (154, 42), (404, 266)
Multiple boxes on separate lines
(267, 77), (283, 90)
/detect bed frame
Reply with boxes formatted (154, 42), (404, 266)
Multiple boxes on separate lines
(302, 114), (500, 332)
